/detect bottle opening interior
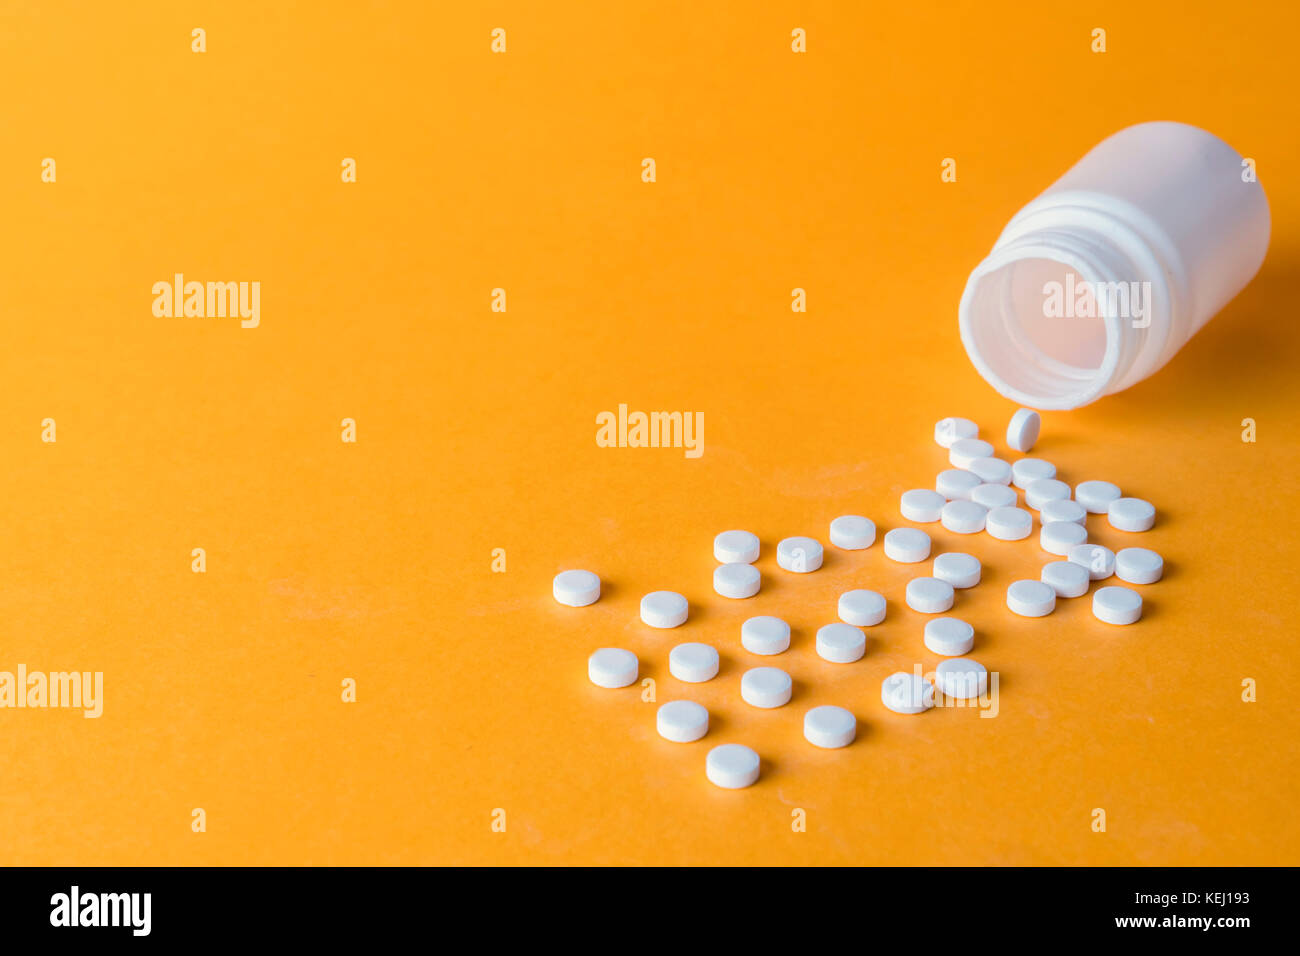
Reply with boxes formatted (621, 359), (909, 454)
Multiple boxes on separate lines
(963, 256), (1113, 407)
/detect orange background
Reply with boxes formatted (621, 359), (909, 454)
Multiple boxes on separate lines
(1, 0), (1297, 865)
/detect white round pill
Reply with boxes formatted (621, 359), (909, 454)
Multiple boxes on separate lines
(829, 515), (876, 550)
(1108, 497), (1156, 532)
(838, 589), (886, 626)
(553, 569), (600, 607)
(657, 700), (709, 742)
(1068, 543), (1116, 580)
(949, 437), (995, 469)
(1040, 520), (1088, 555)
(741, 616), (791, 655)
(777, 536), (824, 572)
(641, 590), (689, 628)
(935, 658), (988, 699)
(713, 562), (760, 599)
(1007, 579), (1056, 617)
(884, 527), (931, 563)
(933, 552), (981, 588)
(706, 744), (760, 789)
(1040, 498), (1087, 525)
(906, 576), (955, 614)
(588, 648), (638, 688)
(741, 667), (793, 708)
(934, 416), (978, 448)
(1116, 547), (1164, 584)
(986, 506), (1033, 541)
(936, 468), (982, 500)
(816, 623), (866, 663)
(1093, 585), (1143, 625)
(1025, 477), (1072, 511)
(1011, 457), (1056, 489)
(713, 529), (760, 564)
(1041, 560), (1091, 598)
(900, 488), (946, 522)
(972, 482), (1018, 509)
(941, 499), (987, 534)
(803, 706), (857, 748)
(1006, 408), (1041, 452)
(669, 642), (719, 683)
(968, 456), (1013, 485)
(1075, 480), (1122, 514)
(881, 672), (935, 714)
(923, 616), (975, 655)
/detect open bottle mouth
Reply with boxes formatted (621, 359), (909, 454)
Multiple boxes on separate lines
(959, 244), (1126, 410)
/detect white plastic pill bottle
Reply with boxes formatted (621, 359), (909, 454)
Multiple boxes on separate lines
(958, 122), (1270, 409)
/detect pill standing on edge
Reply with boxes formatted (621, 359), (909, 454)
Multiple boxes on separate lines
(741, 667), (793, 708)
(1109, 497), (1156, 532)
(829, 515), (877, 550)
(968, 456), (1013, 485)
(1074, 480), (1122, 514)
(936, 468), (982, 500)
(1041, 560), (1091, 598)
(553, 569), (601, 607)
(933, 552), (981, 588)
(657, 700), (709, 742)
(1007, 579), (1056, 617)
(1068, 543), (1116, 580)
(1025, 478), (1072, 511)
(713, 562), (760, 599)
(803, 706), (857, 749)
(901, 488), (947, 522)
(881, 672), (936, 714)
(972, 483), (1018, 509)
(1040, 498), (1087, 525)
(838, 589), (887, 626)
(986, 506), (1033, 541)
(935, 658), (989, 699)
(1116, 547), (1164, 584)
(816, 623), (867, 663)
(588, 648), (639, 688)
(1093, 586), (1143, 625)
(641, 590), (689, 628)
(1041, 520), (1088, 556)
(741, 616), (791, 655)
(669, 642), (720, 683)
(713, 529), (760, 564)
(777, 536), (824, 572)
(923, 617), (975, 656)
(1006, 408), (1042, 452)
(884, 527), (932, 563)
(706, 744), (760, 789)
(941, 499), (988, 534)
(949, 437), (996, 469)
(906, 577), (956, 614)
(1011, 458), (1056, 489)
(934, 417), (979, 449)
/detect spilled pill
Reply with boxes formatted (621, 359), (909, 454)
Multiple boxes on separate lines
(1011, 458), (1056, 489)
(816, 623), (867, 663)
(1093, 586), (1143, 625)
(941, 499), (988, 534)
(1068, 543), (1116, 581)
(1007, 579), (1056, 617)
(923, 617), (975, 656)
(803, 706), (857, 748)
(741, 616), (791, 655)
(714, 562), (760, 599)
(1108, 497), (1156, 532)
(968, 456), (1013, 485)
(936, 468), (982, 500)
(1041, 560), (1091, 598)
(829, 515), (877, 550)
(1041, 520), (1088, 555)
(881, 672), (935, 714)
(906, 577), (955, 614)
(706, 744), (760, 789)
(669, 642), (719, 683)
(777, 536), (824, 572)
(713, 529), (760, 564)
(933, 552), (981, 588)
(588, 648), (638, 688)
(1040, 498), (1087, 525)
(1006, 408), (1041, 452)
(641, 590), (689, 628)
(972, 482), (1018, 509)
(1074, 480), (1122, 514)
(657, 700), (709, 742)
(935, 417), (979, 448)
(949, 437), (995, 469)
(1025, 477), (1072, 511)
(986, 506), (1033, 541)
(1116, 547), (1164, 584)
(838, 589), (886, 626)
(935, 658), (988, 699)
(553, 569), (600, 607)
(884, 527), (932, 563)
(901, 488), (946, 522)
(741, 667), (793, 707)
